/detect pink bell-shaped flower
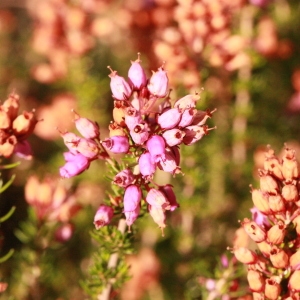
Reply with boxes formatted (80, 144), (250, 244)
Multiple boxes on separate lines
(147, 66), (168, 98)
(162, 129), (185, 147)
(146, 135), (166, 163)
(123, 185), (142, 212)
(74, 111), (100, 139)
(128, 53), (147, 90)
(130, 123), (149, 145)
(138, 152), (156, 178)
(93, 205), (114, 229)
(102, 136), (130, 154)
(108, 67), (132, 100)
(145, 188), (170, 210)
(113, 168), (135, 187)
(60, 152), (90, 178)
(157, 108), (182, 130)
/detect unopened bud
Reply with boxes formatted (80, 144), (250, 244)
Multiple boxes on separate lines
(251, 189), (270, 214)
(108, 67), (132, 100)
(157, 108), (182, 130)
(259, 171), (279, 194)
(267, 223), (285, 244)
(128, 53), (147, 90)
(233, 247), (257, 264)
(147, 66), (168, 98)
(268, 194), (285, 213)
(282, 184), (298, 202)
(74, 111), (100, 139)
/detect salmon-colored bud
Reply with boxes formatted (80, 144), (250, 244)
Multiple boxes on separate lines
(289, 270), (300, 291)
(267, 223), (285, 244)
(268, 194), (285, 213)
(265, 277), (281, 300)
(270, 246), (289, 269)
(0, 135), (17, 157)
(259, 171), (279, 194)
(242, 218), (266, 243)
(2, 93), (20, 120)
(12, 111), (37, 139)
(112, 107), (125, 126)
(257, 241), (272, 257)
(149, 205), (166, 234)
(289, 250), (300, 269)
(263, 149), (283, 180)
(282, 184), (298, 202)
(282, 147), (299, 181)
(0, 109), (11, 129)
(247, 270), (264, 292)
(251, 189), (270, 214)
(233, 247), (257, 264)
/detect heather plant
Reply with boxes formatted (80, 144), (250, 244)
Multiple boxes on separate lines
(0, 0), (300, 299)
(57, 54), (214, 298)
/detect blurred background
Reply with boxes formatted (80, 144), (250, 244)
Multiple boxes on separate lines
(0, 0), (300, 299)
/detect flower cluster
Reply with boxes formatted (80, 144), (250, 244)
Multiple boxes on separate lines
(0, 93), (37, 159)
(25, 175), (81, 242)
(233, 146), (300, 299)
(60, 54), (214, 232)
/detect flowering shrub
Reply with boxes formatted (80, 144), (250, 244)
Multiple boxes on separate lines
(234, 146), (300, 299)
(59, 54), (214, 233)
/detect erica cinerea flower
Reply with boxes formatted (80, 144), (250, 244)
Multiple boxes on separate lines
(59, 54), (214, 232)
(0, 93), (38, 159)
(232, 145), (300, 299)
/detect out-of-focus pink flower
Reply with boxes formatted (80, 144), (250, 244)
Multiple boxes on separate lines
(93, 205), (114, 229)
(55, 223), (74, 242)
(60, 152), (90, 178)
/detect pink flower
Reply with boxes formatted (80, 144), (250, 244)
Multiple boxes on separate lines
(130, 123), (149, 145)
(148, 205), (166, 231)
(93, 205), (114, 229)
(128, 54), (147, 90)
(159, 184), (179, 211)
(74, 111), (100, 139)
(146, 135), (166, 163)
(174, 94), (199, 109)
(183, 125), (207, 145)
(124, 205), (140, 227)
(76, 138), (99, 159)
(61, 131), (81, 152)
(138, 152), (156, 178)
(123, 185), (142, 212)
(147, 66), (168, 98)
(108, 67), (132, 100)
(157, 108), (182, 129)
(178, 108), (197, 128)
(124, 107), (142, 130)
(145, 188), (170, 210)
(162, 129), (185, 147)
(102, 136), (129, 154)
(113, 168), (135, 187)
(60, 152), (90, 178)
